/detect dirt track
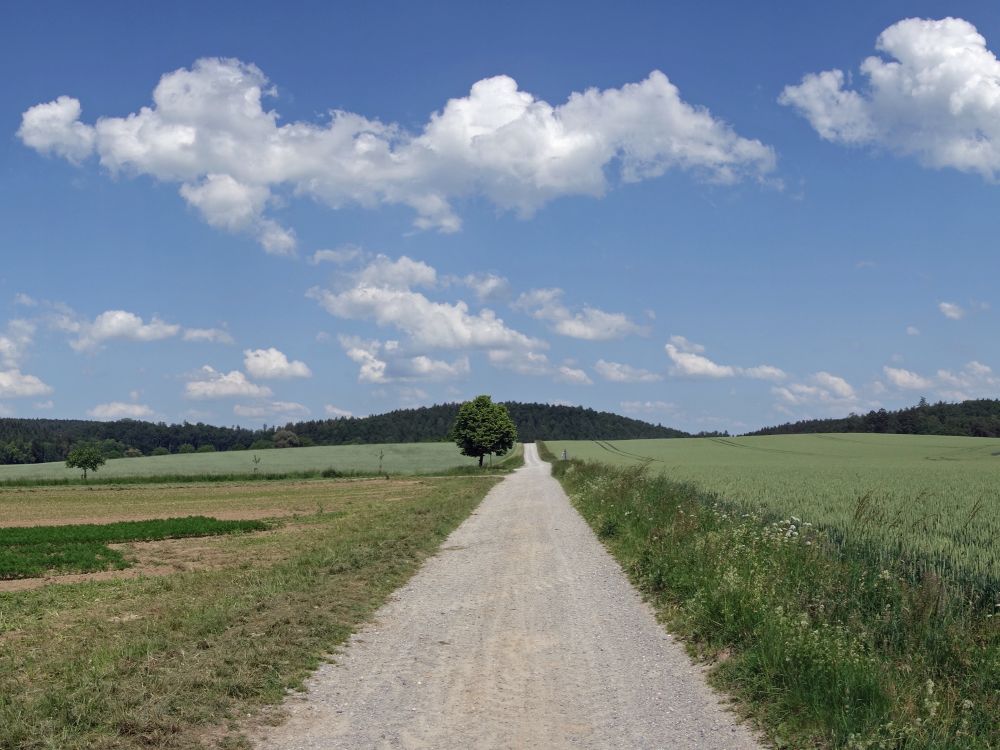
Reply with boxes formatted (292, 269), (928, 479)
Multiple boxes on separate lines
(256, 444), (761, 749)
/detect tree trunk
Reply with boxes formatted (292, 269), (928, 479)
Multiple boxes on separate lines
(478, 454), (484, 467)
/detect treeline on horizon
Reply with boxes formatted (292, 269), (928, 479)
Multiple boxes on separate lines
(0, 402), (689, 465)
(747, 398), (1000, 438)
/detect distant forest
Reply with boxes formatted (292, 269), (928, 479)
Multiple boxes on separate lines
(748, 398), (1000, 438)
(0, 402), (689, 465)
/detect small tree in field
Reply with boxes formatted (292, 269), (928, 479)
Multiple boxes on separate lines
(450, 395), (517, 467)
(66, 444), (106, 480)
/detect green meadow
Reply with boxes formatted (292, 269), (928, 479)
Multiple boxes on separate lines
(0, 442), (491, 483)
(547, 434), (1000, 592)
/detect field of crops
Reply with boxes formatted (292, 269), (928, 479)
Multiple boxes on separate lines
(546, 434), (1000, 592)
(0, 442), (487, 482)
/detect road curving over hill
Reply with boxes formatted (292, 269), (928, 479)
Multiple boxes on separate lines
(256, 443), (762, 749)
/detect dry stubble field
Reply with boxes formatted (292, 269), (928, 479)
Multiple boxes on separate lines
(0, 473), (501, 749)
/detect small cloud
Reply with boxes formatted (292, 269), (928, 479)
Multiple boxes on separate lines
(555, 365), (592, 385)
(183, 327), (235, 344)
(185, 366), (272, 400)
(883, 365), (933, 390)
(620, 400), (676, 414)
(0, 369), (53, 398)
(939, 302), (964, 320)
(243, 347), (312, 379)
(70, 310), (181, 351)
(308, 244), (364, 265)
(88, 401), (155, 420)
(14, 293), (37, 307)
(594, 359), (662, 383)
(906, 325), (920, 336)
(34, 400), (54, 409)
(855, 260), (876, 269)
(324, 404), (353, 418)
(668, 335), (705, 354)
(233, 401), (310, 419)
(515, 288), (645, 341)
(460, 273), (511, 303)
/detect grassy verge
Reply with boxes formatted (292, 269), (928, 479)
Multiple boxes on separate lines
(0, 476), (496, 749)
(435, 443), (525, 475)
(0, 517), (269, 579)
(539, 446), (998, 749)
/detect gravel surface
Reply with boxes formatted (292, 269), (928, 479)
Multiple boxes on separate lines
(255, 444), (762, 749)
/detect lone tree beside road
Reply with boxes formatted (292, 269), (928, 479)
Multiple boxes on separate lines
(451, 395), (517, 467)
(65, 444), (106, 480)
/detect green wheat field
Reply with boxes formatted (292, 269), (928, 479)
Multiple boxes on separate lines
(546, 434), (1000, 593)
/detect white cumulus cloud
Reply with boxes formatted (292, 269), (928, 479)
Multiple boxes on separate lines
(939, 302), (965, 320)
(309, 255), (543, 352)
(515, 288), (644, 341)
(772, 372), (858, 409)
(0, 320), (36, 368)
(883, 366), (933, 390)
(324, 404), (353, 418)
(88, 402), (155, 420)
(666, 336), (785, 380)
(20, 58), (775, 251)
(460, 273), (511, 303)
(185, 366), (272, 399)
(243, 347), (312, 379)
(71, 310), (180, 351)
(555, 365), (593, 385)
(781, 17), (1000, 179)
(183, 327), (235, 344)
(594, 359), (663, 383)
(309, 245), (364, 265)
(0, 369), (53, 398)
(339, 336), (469, 384)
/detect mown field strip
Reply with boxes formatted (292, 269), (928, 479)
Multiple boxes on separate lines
(0, 475), (498, 749)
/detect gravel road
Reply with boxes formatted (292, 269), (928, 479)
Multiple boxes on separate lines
(256, 443), (762, 749)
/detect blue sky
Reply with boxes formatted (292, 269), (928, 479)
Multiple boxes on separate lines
(3, 1), (1000, 432)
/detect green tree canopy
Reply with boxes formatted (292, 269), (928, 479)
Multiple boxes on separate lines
(273, 429), (301, 449)
(65, 444), (106, 480)
(450, 395), (517, 467)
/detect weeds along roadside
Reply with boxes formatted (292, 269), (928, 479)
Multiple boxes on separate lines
(538, 444), (998, 749)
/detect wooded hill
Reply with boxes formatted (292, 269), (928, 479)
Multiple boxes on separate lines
(748, 399), (1000, 438)
(0, 402), (687, 465)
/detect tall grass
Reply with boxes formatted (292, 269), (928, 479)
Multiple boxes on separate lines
(546, 435), (1000, 597)
(546, 454), (999, 749)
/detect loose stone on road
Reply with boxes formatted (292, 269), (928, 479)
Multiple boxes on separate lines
(256, 443), (761, 749)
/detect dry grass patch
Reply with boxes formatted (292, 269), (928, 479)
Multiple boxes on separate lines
(0, 476), (497, 749)
(0, 477), (428, 527)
